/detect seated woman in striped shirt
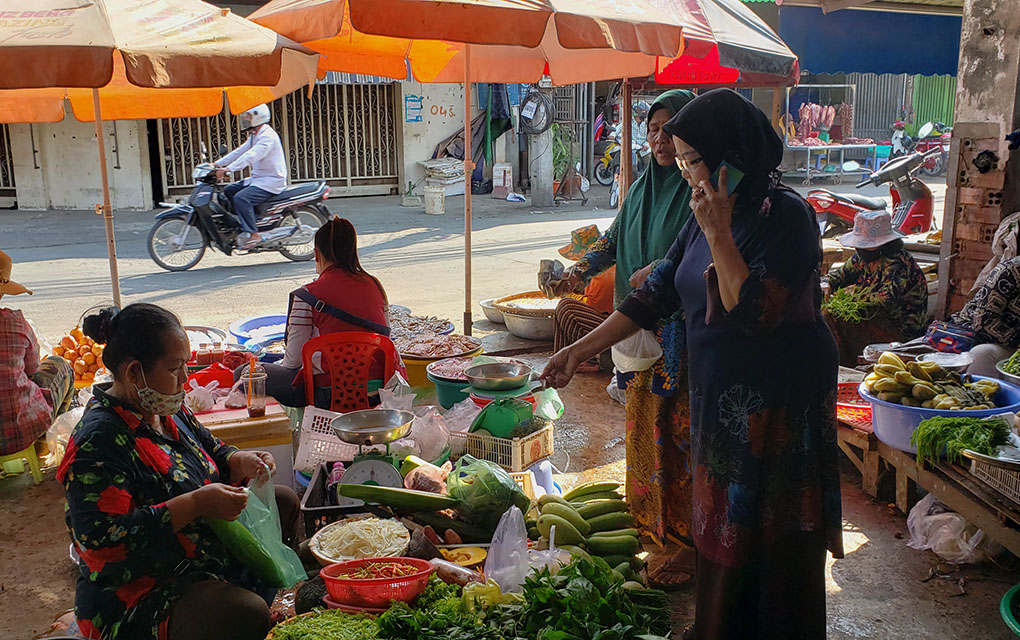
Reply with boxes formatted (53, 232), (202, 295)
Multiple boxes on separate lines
(239, 217), (390, 408)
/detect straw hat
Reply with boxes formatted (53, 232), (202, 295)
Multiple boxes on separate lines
(0, 250), (32, 296)
(839, 211), (903, 250)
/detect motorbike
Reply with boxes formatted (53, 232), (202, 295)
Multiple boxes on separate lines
(148, 146), (330, 272)
(807, 147), (942, 239)
(891, 121), (951, 176)
(598, 123), (650, 208)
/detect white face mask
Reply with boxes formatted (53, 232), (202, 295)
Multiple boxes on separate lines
(135, 370), (185, 417)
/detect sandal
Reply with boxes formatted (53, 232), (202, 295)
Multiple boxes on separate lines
(646, 545), (696, 590)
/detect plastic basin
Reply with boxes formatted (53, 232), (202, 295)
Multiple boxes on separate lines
(427, 372), (471, 409)
(229, 314), (287, 343)
(403, 347), (484, 387)
(859, 375), (1020, 453)
(320, 557), (433, 608)
(243, 335), (286, 363)
(1001, 582), (1020, 636)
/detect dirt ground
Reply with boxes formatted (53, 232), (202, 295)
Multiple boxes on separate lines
(2, 364), (1017, 639)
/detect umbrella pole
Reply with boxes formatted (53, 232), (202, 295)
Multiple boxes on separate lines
(463, 45), (473, 336)
(621, 79), (632, 202)
(92, 89), (121, 308)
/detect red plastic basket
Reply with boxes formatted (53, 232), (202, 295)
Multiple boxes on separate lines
(320, 557), (433, 608)
(837, 382), (873, 431)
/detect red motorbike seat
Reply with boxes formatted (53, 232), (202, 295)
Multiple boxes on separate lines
(815, 189), (886, 211)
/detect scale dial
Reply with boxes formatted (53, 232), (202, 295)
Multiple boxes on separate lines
(336, 459), (404, 507)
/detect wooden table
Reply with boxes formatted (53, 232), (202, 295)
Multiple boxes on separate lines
(838, 422), (1020, 558)
(196, 404), (295, 485)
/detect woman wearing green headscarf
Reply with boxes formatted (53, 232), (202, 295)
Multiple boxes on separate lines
(550, 90), (696, 585)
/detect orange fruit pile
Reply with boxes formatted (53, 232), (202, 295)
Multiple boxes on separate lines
(52, 326), (106, 385)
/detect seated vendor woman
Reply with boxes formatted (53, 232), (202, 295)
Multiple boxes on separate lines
(552, 225), (616, 371)
(953, 256), (1020, 376)
(1, 249), (75, 459)
(59, 304), (300, 640)
(239, 217), (389, 409)
(823, 211), (929, 366)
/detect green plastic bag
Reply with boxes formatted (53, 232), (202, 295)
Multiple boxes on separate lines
(207, 477), (305, 588)
(446, 455), (531, 530)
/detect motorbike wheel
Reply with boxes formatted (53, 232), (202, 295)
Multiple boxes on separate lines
(609, 181), (620, 209)
(147, 216), (206, 271)
(594, 162), (614, 186)
(279, 205), (327, 262)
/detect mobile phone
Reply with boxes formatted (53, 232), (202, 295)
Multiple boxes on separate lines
(710, 161), (744, 196)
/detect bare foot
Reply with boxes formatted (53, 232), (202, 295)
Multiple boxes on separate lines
(647, 544), (696, 588)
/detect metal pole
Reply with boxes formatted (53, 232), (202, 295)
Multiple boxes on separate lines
(621, 79), (632, 202)
(92, 89), (121, 308)
(463, 45), (473, 336)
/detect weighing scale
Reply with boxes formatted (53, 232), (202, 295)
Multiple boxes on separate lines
(331, 409), (413, 508)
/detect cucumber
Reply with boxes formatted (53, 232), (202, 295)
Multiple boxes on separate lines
(537, 514), (584, 546)
(525, 517), (538, 529)
(563, 480), (622, 502)
(540, 503), (591, 536)
(586, 511), (635, 533)
(610, 568), (626, 582)
(413, 511), (492, 543)
(578, 491), (625, 502)
(538, 493), (573, 509)
(338, 484), (459, 511)
(613, 561), (635, 580)
(527, 526), (540, 540)
(630, 555), (645, 572)
(622, 581), (645, 591)
(577, 499), (628, 520)
(589, 528), (639, 539)
(586, 534), (640, 556)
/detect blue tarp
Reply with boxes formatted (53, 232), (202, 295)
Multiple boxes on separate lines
(778, 6), (961, 76)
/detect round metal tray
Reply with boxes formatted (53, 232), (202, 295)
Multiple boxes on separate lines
(331, 409), (414, 446)
(996, 359), (1020, 387)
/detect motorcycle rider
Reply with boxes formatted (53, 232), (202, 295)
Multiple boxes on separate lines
(632, 101), (651, 173)
(215, 104), (287, 250)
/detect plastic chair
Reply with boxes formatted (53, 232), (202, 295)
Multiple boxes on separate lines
(861, 144), (892, 179)
(0, 443), (44, 484)
(301, 332), (398, 413)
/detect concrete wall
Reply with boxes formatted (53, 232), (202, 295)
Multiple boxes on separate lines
(9, 118), (152, 211)
(400, 83), (484, 191)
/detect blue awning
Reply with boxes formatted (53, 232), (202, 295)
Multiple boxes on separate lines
(778, 6), (960, 76)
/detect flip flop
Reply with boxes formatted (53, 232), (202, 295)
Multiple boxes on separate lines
(646, 545), (696, 590)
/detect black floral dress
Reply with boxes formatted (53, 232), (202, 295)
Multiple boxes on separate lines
(619, 188), (844, 568)
(57, 385), (262, 640)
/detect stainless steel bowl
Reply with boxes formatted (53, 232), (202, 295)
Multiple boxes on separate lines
(503, 312), (555, 341)
(331, 409), (415, 446)
(996, 359), (1020, 387)
(480, 299), (505, 324)
(464, 362), (535, 391)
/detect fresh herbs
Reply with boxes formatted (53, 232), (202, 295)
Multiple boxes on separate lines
(376, 575), (519, 640)
(911, 416), (1010, 466)
(821, 286), (881, 324)
(271, 610), (379, 640)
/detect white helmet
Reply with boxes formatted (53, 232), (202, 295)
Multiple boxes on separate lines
(239, 104), (271, 131)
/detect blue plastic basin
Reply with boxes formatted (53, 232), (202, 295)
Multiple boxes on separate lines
(859, 375), (1020, 453)
(244, 335), (286, 362)
(229, 314), (287, 343)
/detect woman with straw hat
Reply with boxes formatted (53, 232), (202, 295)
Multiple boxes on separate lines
(0, 250), (75, 459)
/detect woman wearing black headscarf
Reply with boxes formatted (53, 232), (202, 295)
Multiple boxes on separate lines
(542, 90), (842, 639)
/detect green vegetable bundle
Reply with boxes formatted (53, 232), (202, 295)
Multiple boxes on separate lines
(821, 286), (881, 324)
(911, 415), (1010, 466)
(446, 455), (532, 530)
(272, 610), (379, 640)
(1003, 349), (1020, 375)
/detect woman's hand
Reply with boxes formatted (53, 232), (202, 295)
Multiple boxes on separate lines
(548, 271), (582, 297)
(629, 264), (654, 290)
(541, 347), (582, 389)
(192, 483), (249, 521)
(229, 450), (276, 484)
(691, 165), (737, 241)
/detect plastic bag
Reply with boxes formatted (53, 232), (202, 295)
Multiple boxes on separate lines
(404, 462), (449, 494)
(47, 406), (84, 461)
(206, 471), (306, 588)
(538, 259), (566, 297)
(443, 398), (482, 433)
(410, 407), (451, 462)
(606, 373), (627, 405)
(906, 494), (994, 564)
(446, 455), (531, 529)
(533, 387), (564, 421)
(483, 507), (530, 593)
(611, 330), (662, 373)
(185, 380), (219, 413)
(380, 372), (415, 411)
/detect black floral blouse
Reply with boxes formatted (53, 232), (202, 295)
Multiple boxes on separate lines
(953, 256), (1020, 348)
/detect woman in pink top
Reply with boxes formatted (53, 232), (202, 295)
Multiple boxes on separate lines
(0, 249), (74, 456)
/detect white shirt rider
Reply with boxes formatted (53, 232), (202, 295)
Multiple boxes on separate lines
(216, 124), (287, 194)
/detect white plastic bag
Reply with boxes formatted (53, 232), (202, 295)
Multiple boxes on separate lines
(906, 494), (992, 564)
(443, 398), (482, 433)
(47, 406), (84, 462)
(483, 507), (530, 593)
(611, 330), (662, 373)
(606, 372), (627, 405)
(380, 373), (415, 412)
(185, 380), (219, 413)
(410, 407), (451, 462)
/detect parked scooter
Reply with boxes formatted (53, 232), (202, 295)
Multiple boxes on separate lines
(595, 122), (648, 187)
(891, 121), (951, 176)
(807, 148), (942, 238)
(148, 145), (330, 271)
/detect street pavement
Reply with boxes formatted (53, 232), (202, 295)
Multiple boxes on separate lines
(1, 177), (947, 341)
